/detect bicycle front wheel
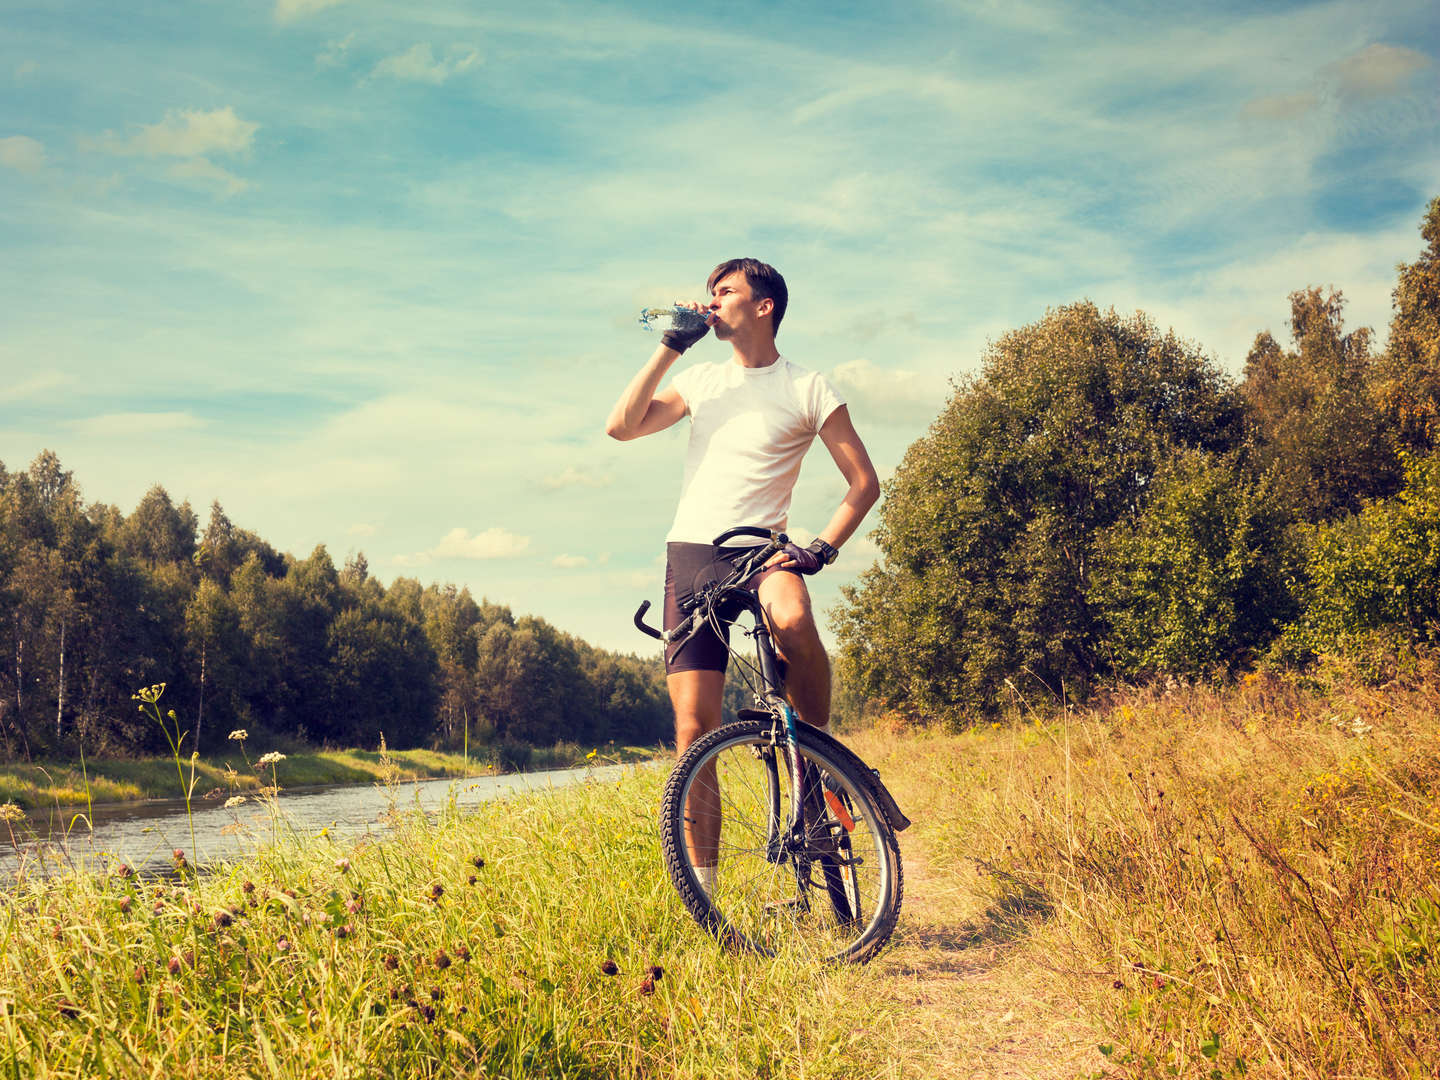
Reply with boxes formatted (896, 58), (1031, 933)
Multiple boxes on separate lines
(660, 720), (903, 963)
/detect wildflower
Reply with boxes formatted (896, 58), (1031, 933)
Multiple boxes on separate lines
(334, 858), (350, 873)
(429, 883), (444, 902)
(229, 730), (248, 742)
(0, 803), (25, 823)
(429, 987), (443, 1001)
(600, 960), (619, 976)
(383, 954), (399, 971)
(419, 1004), (436, 1024)
(213, 910), (233, 929)
(468, 875), (477, 886)
(433, 950), (451, 970)
(471, 855), (485, 869)
(58, 999), (79, 1018)
(276, 938), (292, 954)
(334, 923), (353, 939)
(116, 863), (133, 878)
(167, 956), (182, 975)
(225, 796), (247, 809)
(118, 897), (132, 913)
(134, 966), (146, 985)
(637, 976), (655, 996)
(172, 849), (186, 864)
(242, 880), (255, 894)
(257, 752), (286, 767)
(346, 899), (362, 915)
(455, 944), (471, 962)
(648, 964), (664, 981)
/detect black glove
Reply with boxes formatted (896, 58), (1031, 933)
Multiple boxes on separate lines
(781, 539), (838, 575)
(661, 310), (711, 354)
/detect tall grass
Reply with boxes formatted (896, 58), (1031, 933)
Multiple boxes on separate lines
(856, 661), (1440, 1079)
(0, 763), (897, 1079)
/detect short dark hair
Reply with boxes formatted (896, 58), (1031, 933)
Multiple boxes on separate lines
(707, 258), (788, 335)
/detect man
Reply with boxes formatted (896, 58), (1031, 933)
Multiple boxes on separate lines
(605, 258), (879, 782)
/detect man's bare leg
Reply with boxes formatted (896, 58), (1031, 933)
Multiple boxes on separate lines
(669, 668), (726, 877)
(757, 570), (830, 729)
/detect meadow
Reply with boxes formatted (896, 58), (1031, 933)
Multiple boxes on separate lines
(2, 662), (1437, 1079)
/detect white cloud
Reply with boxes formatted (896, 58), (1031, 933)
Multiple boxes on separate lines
(371, 43), (482, 85)
(88, 107), (258, 158)
(1242, 92), (1320, 120)
(317, 33), (356, 68)
(275, 0), (348, 23)
(1332, 43), (1430, 99)
(347, 522), (377, 536)
(394, 527), (531, 567)
(830, 358), (949, 424)
(167, 157), (250, 197)
(541, 466), (613, 490)
(0, 135), (45, 173)
(65, 411), (206, 437)
(552, 553), (590, 568)
(0, 370), (69, 402)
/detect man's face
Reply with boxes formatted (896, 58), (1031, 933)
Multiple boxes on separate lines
(707, 272), (770, 340)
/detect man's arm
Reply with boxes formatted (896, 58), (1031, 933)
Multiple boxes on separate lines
(812, 405), (880, 550)
(771, 405), (880, 572)
(605, 344), (689, 441)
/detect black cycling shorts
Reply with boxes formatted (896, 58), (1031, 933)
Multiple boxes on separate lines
(663, 542), (768, 675)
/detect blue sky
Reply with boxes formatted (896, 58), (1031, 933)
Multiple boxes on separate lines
(2, 0), (1437, 653)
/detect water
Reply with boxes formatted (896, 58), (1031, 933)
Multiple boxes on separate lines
(637, 305), (710, 334)
(1, 762), (643, 879)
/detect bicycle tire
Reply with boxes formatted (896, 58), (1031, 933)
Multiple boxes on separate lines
(660, 719), (903, 963)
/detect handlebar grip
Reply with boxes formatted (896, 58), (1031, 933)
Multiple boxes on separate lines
(633, 600), (664, 640)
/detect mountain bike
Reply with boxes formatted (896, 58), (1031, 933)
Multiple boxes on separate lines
(634, 526), (909, 963)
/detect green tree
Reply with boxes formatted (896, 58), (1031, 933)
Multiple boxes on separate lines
(1279, 452), (1440, 666)
(834, 302), (1245, 721)
(1242, 287), (1398, 521)
(325, 603), (438, 748)
(1376, 195), (1440, 451)
(1094, 452), (1297, 677)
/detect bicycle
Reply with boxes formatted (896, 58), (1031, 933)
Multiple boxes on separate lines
(634, 526), (909, 963)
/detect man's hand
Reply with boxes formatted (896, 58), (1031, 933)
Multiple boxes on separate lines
(775, 538), (838, 576)
(661, 302), (712, 354)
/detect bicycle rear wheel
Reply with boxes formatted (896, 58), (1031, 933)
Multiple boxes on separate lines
(660, 719), (903, 963)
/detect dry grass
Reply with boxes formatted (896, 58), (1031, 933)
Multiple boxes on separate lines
(854, 660), (1440, 1079)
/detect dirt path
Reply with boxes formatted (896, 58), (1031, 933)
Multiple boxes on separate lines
(866, 823), (1103, 1079)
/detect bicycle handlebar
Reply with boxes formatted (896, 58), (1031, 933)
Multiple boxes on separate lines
(632, 527), (791, 648)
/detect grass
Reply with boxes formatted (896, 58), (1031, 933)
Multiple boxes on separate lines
(849, 661), (1440, 1079)
(0, 763), (898, 1079)
(3, 663), (1437, 1078)
(0, 742), (657, 811)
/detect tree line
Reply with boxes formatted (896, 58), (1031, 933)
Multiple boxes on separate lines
(0, 463), (671, 761)
(836, 195), (1440, 722)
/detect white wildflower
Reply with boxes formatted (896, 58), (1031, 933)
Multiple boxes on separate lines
(0, 803), (25, 823)
(258, 751), (286, 766)
(224, 796), (247, 809)
(228, 730), (248, 742)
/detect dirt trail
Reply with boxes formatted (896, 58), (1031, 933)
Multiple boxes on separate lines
(866, 824), (1102, 1079)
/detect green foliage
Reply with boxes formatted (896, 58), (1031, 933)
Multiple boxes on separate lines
(1278, 452), (1440, 667)
(0, 452), (669, 763)
(835, 301), (1245, 719)
(1376, 195), (1440, 451)
(1095, 452), (1297, 677)
(1242, 287), (1399, 521)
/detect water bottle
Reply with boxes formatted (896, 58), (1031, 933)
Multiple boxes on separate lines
(638, 306), (711, 334)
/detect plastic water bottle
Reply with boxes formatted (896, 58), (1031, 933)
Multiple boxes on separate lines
(638, 306), (710, 334)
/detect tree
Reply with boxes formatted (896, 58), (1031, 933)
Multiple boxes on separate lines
(1242, 287), (1399, 521)
(834, 302), (1246, 721)
(120, 485), (199, 570)
(1094, 451), (1297, 677)
(325, 603), (438, 748)
(1376, 196), (1440, 451)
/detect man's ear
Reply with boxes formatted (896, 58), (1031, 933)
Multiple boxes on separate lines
(756, 297), (774, 319)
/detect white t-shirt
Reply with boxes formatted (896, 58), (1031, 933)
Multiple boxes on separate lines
(665, 356), (846, 545)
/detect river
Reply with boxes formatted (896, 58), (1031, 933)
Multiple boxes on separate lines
(1, 762), (641, 880)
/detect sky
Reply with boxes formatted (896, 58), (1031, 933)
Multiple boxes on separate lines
(2, 0), (1438, 655)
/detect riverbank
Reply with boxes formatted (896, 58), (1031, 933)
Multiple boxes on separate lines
(0, 741), (660, 811)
